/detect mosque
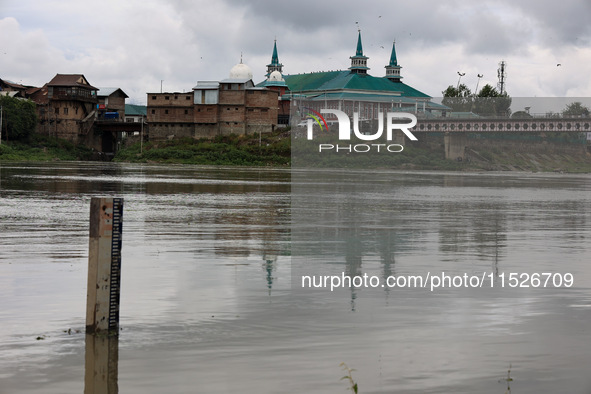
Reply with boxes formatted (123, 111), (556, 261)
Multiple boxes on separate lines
(257, 31), (445, 125)
(145, 31), (443, 140)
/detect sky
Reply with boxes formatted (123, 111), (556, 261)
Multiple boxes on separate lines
(1, 0), (591, 105)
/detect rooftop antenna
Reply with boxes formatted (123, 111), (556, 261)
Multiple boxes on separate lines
(497, 60), (507, 95)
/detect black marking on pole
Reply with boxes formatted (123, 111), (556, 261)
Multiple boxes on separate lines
(108, 198), (123, 331)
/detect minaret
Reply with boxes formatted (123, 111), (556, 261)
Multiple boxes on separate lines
(266, 39), (283, 77)
(349, 30), (369, 74)
(384, 40), (402, 82)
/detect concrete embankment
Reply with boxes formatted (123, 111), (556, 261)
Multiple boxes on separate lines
(416, 131), (591, 172)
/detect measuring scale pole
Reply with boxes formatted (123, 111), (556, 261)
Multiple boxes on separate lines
(86, 197), (124, 334)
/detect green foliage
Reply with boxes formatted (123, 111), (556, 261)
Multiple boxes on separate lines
(0, 95), (38, 141)
(562, 101), (590, 117)
(442, 83), (511, 117)
(476, 84), (498, 97)
(442, 84), (473, 112)
(114, 129), (291, 166)
(473, 85), (512, 117)
(340, 363), (358, 394)
(0, 134), (93, 161)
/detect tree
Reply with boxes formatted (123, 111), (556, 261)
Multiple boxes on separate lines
(472, 84), (512, 117)
(476, 84), (498, 97)
(562, 102), (590, 117)
(0, 95), (38, 141)
(511, 111), (533, 119)
(442, 84), (473, 112)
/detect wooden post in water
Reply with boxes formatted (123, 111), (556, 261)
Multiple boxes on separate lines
(86, 197), (124, 334)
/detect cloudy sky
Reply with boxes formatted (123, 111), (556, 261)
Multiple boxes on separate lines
(1, 0), (590, 104)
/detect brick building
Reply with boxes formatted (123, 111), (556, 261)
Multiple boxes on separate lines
(33, 74), (98, 142)
(147, 60), (279, 140)
(97, 88), (128, 121)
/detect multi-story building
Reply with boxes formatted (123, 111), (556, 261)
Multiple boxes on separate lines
(97, 88), (128, 121)
(33, 74), (98, 142)
(147, 61), (279, 140)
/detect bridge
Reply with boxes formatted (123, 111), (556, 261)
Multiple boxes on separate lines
(410, 116), (591, 160)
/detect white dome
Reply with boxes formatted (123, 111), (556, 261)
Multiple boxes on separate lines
(229, 62), (253, 80)
(268, 70), (284, 82)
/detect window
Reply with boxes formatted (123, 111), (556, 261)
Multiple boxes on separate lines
(186, 96), (191, 100)
(152, 96), (156, 100)
(165, 110), (169, 114)
(63, 108), (68, 115)
(184, 110), (188, 114)
(174, 95), (178, 99)
(55, 107), (59, 114)
(248, 90), (254, 95)
(165, 96), (169, 100)
(151, 109), (155, 114)
(235, 107), (238, 111)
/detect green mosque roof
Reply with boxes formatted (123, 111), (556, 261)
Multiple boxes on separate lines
(282, 70), (430, 98)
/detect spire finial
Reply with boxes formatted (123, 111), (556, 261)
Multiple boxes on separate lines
(355, 29), (363, 56)
(349, 29), (369, 74)
(240, 52), (243, 64)
(385, 39), (402, 80)
(266, 39), (283, 77)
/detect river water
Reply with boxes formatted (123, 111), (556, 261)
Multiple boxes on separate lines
(0, 162), (590, 393)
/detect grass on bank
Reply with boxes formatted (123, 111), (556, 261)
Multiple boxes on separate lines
(2, 130), (590, 173)
(113, 130), (291, 166)
(0, 134), (94, 162)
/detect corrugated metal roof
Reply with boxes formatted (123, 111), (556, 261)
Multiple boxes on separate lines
(98, 87), (129, 98)
(220, 78), (252, 84)
(125, 104), (147, 116)
(193, 81), (220, 89)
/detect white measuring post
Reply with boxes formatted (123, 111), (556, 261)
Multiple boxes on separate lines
(86, 197), (124, 334)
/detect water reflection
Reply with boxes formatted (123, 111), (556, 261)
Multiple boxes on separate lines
(84, 334), (118, 394)
(2, 163), (591, 393)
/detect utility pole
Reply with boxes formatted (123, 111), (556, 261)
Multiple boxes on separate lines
(140, 118), (144, 154)
(0, 105), (3, 145)
(475, 74), (483, 95)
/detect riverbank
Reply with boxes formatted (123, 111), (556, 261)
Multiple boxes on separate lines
(2, 131), (591, 172)
(0, 135), (94, 162)
(113, 130), (291, 166)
